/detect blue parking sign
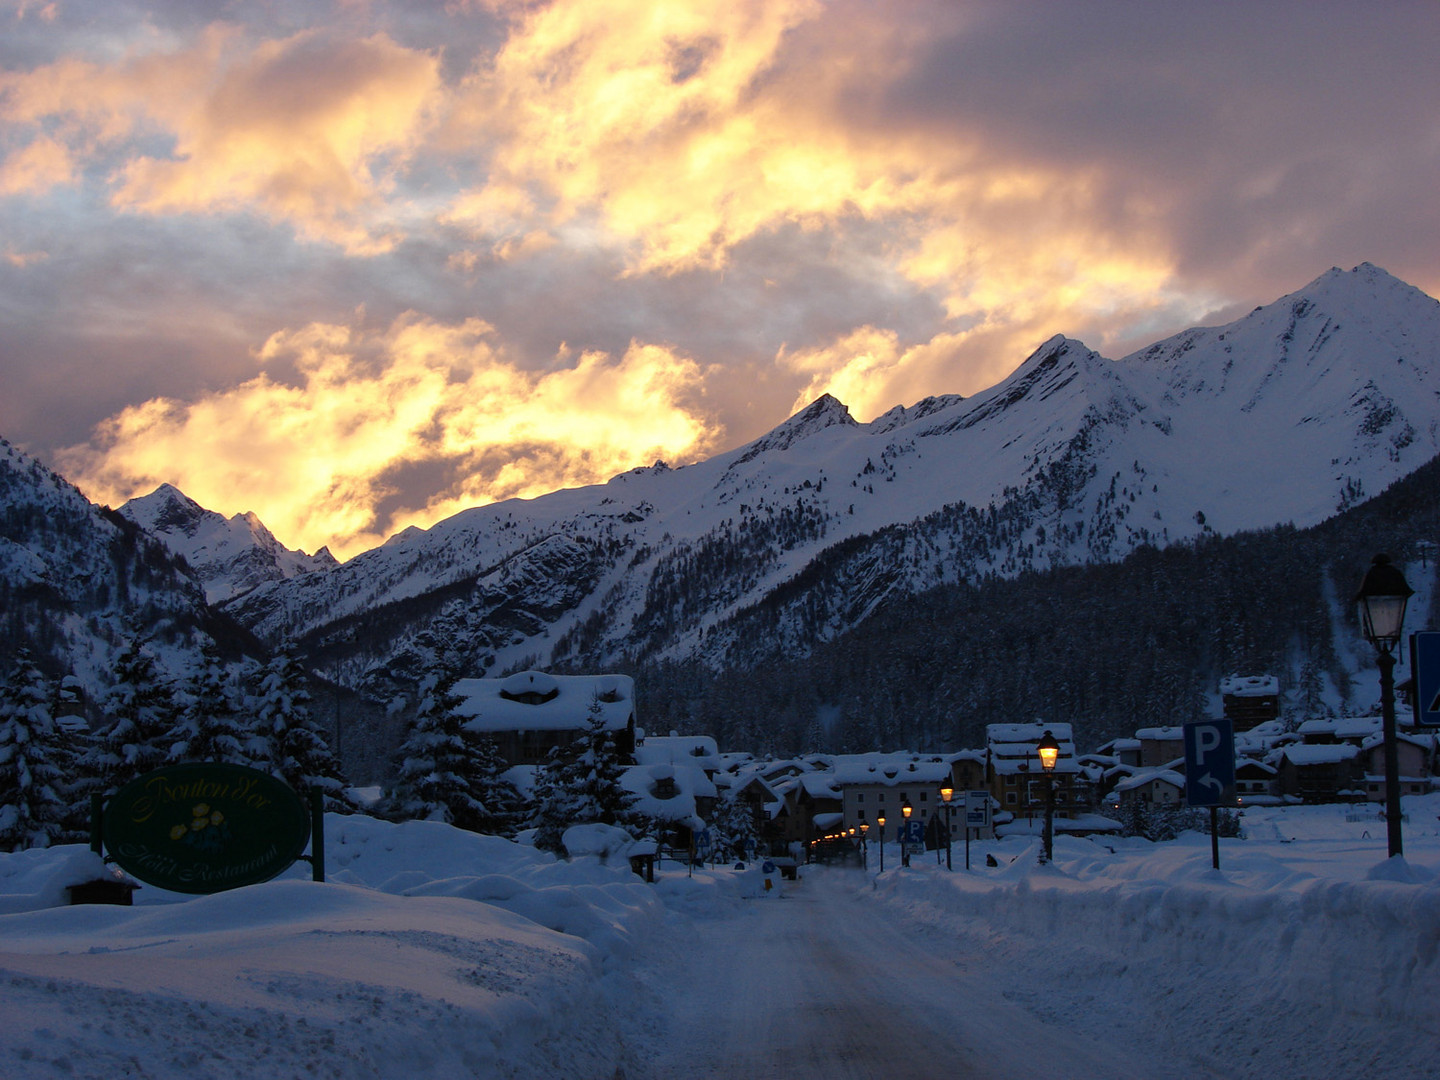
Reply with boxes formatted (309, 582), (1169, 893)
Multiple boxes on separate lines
(1183, 718), (1236, 807)
(1412, 632), (1440, 727)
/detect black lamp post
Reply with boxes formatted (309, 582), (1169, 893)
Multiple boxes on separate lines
(1037, 730), (1060, 864)
(940, 785), (954, 871)
(859, 823), (869, 870)
(1354, 553), (1413, 859)
(876, 814), (886, 873)
(901, 799), (913, 867)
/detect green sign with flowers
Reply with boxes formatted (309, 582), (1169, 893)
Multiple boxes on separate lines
(104, 763), (311, 894)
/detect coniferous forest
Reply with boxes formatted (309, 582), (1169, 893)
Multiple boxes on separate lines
(627, 453), (1440, 756)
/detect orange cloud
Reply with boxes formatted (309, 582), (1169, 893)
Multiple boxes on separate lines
(1, 28), (439, 252)
(58, 315), (722, 560)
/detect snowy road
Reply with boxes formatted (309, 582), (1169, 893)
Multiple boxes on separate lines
(629, 868), (1182, 1080)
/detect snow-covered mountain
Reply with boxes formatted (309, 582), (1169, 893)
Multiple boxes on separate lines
(0, 440), (240, 694)
(119, 484), (337, 604)
(168, 265), (1440, 688)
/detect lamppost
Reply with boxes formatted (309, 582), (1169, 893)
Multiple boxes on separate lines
(859, 823), (869, 870)
(940, 786), (954, 871)
(1354, 553), (1413, 859)
(901, 798), (913, 867)
(1037, 730), (1060, 864)
(876, 814), (886, 873)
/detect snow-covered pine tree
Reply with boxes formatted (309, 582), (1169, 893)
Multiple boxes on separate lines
(710, 790), (759, 862)
(169, 644), (249, 765)
(249, 649), (354, 812)
(531, 698), (638, 854)
(386, 661), (492, 829)
(0, 651), (66, 851)
(76, 635), (177, 800)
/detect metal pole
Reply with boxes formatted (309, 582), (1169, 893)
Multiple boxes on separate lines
(1209, 805), (1220, 870)
(964, 824), (971, 870)
(945, 806), (953, 871)
(1378, 647), (1404, 858)
(1042, 774), (1054, 863)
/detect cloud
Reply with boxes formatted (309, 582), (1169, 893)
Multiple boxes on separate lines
(1, 27), (441, 252)
(56, 314), (723, 560)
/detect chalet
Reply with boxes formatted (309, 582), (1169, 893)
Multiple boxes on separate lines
(1235, 758), (1279, 804)
(833, 753), (955, 842)
(1221, 674), (1281, 732)
(454, 669), (635, 767)
(1278, 743), (1364, 802)
(986, 722), (1078, 820)
(1105, 768), (1186, 808)
(1135, 727), (1185, 768)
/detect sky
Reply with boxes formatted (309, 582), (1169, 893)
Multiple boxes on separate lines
(2, 1), (1438, 561)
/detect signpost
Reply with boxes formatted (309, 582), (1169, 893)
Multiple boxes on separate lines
(963, 790), (990, 870)
(1183, 719), (1236, 869)
(1411, 631), (1440, 727)
(101, 763), (313, 894)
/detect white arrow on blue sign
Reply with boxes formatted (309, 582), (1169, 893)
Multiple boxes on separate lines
(1411, 632), (1440, 727)
(1183, 718), (1236, 807)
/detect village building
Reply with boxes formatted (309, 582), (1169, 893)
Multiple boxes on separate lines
(453, 669), (636, 767)
(1221, 673), (1281, 732)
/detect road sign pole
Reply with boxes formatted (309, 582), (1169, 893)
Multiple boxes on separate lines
(1210, 806), (1220, 870)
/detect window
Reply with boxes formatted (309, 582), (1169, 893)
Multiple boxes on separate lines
(919, 791), (928, 802)
(857, 793), (865, 802)
(1005, 792), (1017, 805)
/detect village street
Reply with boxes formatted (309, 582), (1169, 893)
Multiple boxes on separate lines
(624, 866), (1206, 1080)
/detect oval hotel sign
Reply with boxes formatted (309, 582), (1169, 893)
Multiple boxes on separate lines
(106, 763), (311, 894)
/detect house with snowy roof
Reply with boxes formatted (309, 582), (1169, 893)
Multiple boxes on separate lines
(1104, 768), (1186, 809)
(1221, 674), (1281, 732)
(453, 669), (635, 767)
(621, 759), (716, 850)
(830, 753), (980, 846)
(1134, 726), (1185, 768)
(986, 723), (1078, 818)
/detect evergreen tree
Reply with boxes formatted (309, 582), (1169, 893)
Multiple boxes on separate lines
(531, 699), (638, 854)
(387, 663), (492, 829)
(249, 650), (355, 812)
(170, 645), (249, 765)
(710, 791), (759, 862)
(77, 635), (176, 800)
(0, 651), (66, 851)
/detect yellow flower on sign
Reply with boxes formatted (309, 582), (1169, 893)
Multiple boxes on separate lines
(170, 825), (187, 840)
(210, 811), (224, 826)
(193, 804), (210, 816)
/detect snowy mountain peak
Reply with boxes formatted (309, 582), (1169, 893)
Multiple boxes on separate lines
(732, 393), (858, 464)
(121, 484), (338, 605)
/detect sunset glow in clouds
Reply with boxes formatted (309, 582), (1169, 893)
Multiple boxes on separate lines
(3, 1), (1438, 559)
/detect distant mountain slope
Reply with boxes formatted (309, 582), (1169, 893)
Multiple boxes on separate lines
(120, 483), (337, 604)
(0, 440), (252, 695)
(137, 264), (1440, 714)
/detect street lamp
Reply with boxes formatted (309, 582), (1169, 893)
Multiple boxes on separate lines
(1354, 553), (1413, 859)
(901, 799), (913, 867)
(939, 786), (954, 871)
(1037, 730), (1060, 863)
(859, 822), (869, 870)
(876, 814), (886, 873)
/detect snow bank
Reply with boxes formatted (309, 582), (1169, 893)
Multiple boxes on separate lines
(867, 797), (1440, 1080)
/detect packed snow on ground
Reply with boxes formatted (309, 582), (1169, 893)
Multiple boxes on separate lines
(1, 798), (1438, 1079)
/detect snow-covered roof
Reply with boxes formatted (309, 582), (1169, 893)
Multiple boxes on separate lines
(1282, 743), (1361, 766)
(828, 752), (955, 786)
(454, 670), (634, 733)
(635, 734), (721, 771)
(1134, 726), (1184, 740)
(1111, 769), (1186, 795)
(620, 762), (714, 827)
(987, 723), (1078, 775)
(1221, 674), (1280, 697)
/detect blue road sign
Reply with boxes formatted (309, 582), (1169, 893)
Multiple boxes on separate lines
(1183, 718), (1236, 807)
(1411, 632), (1440, 727)
(964, 790), (991, 828)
